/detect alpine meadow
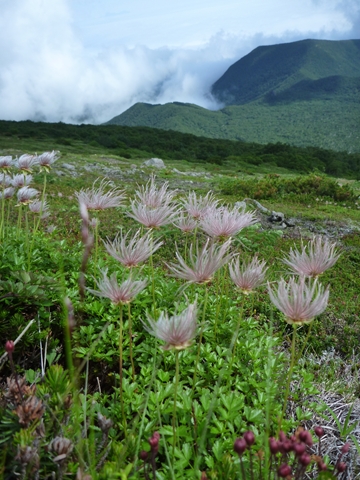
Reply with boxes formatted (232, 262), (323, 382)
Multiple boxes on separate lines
(0, 37), (360, 480)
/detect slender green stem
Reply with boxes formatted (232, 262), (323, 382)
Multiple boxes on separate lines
(155, 385), (176, 480)
(214, 268), (226, 340)
(119, 303), (127, 437)
(239, 456), (246, 479)
(278, 325), (297, 432)
(148, 229), (157, 316)
(25, 210), (30, 267)
(127, 302), (135, 382)
(172, 350), (180, 458)
(28, 172), (47, 263)
(83, 359), (89, 438)
(295, 323), (313, 364)
(16, 204), (22, 239)
(0, 182), (5, 240)
(230, 295), (245, 361)
(192, 286), (208, 394)
(93, 218), (99, 285)
(226, 295), (245, 390)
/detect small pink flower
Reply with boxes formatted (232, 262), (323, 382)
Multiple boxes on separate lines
(167, 238), (233, 284)
(142, 301), (198, 350)
(15, 154), (38, 173)
(173, 213), (198, 233)
(0, 187), (15, 199)
(75, 179), (125, 211)
(29, 199), (50, 218)
(229, 256), (267, 294)
(37, 151), (59, 172)
(267, 276), (329, 325)
(135, 175), (175, 208)
(283, 236), (340, 278)
(103, 229), (163, 267)
(128, 202), (178, 229)
(181, 191), (219, 220)
(16, 186), (39, 205)
(200, 206), (257, 239)
(0, 156), (13, 173)
(0, 174), (12, 187)
(11, 174), (33, 188)
(88, 270), (147, 305)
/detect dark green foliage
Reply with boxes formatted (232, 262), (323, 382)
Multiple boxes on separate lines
(220, 173), (357, 201)
(1, 120), (359, 177)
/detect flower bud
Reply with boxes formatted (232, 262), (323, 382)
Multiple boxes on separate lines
(293, 442), (306, 456)
(314, 426), (324, 438)
(234, 438), (247, 455)
(282, 440), (293, 453)
(299, 430), (313, 446)
(299, 453), (311, 466)
(269, 437), (279, 454)
(244, 430), (255, 447)
(5, 340), (15, 354)
(278, 464), (292, 478)
(341, 443), (350, 454)
(336, 462), (346, 473)
(279, 431), (287, 442)
(148, 431), (160, 454)
(139, 450), (148, 461)
(317, 461), (327, 471)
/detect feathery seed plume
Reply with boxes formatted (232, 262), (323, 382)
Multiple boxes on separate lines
(142, 301), (198, 350)
(229, 256), (268, 294)
(103, 229), (163, 267)
(167, 238), (233, 284)
(88, 270), (147, 305)
(200, 205), (258, 239)
(75, 178), (125, 211)
(267, 276), (329, 325)
(283, 236), (340, 278)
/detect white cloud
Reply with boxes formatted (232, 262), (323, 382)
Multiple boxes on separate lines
(0, 0), (358, 124)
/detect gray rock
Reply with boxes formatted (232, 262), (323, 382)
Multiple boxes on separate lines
(143, 158), (165, 169)
(268, 211), (285, 223)
(61, 163), (76, 171)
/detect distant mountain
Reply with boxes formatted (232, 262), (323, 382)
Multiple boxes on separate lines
(106, 39), (360, 152)
(211, 38), (360, 105)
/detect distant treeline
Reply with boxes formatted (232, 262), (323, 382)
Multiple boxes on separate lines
(0, 120), (359, 178)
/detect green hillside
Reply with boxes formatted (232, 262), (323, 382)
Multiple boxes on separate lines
(106, 97), (360, 153)
(106, 39), (360, 153)
(211, 39), (360, 104)
(1, 120), (359, 178)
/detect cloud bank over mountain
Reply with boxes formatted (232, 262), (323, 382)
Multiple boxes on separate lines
(0, 0), (358, 124)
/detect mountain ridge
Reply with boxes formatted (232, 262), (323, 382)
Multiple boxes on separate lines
(106, 39), (360, 152)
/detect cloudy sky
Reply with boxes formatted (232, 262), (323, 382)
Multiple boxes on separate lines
(0, 0), (359, 124)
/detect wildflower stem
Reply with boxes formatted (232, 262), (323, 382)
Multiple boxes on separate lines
(239, 456), (246, 479)
(28, 172), (47, 265)
(16, 203), (22, 239)
(0, 182), (5, 240)
(279, 325), (297, 432)
(93, 217), (99, 285)
(172, 350), (180, 459)
(119, 303), (127, 437)
(295, 323), (313, 364)
(192, 286), (208, 394)
(214, 268), (226, 340)
(128, 303), (135, 382)
(149, 230), (157, 316)
(227, 295), (245, 387)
